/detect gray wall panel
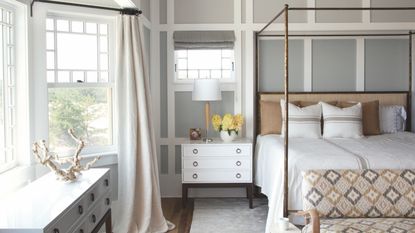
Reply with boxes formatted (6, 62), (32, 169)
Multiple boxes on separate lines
(160, 145), (168, 174)
(175, 145), (181, 175)
(174, 0), (234, 24)
(312, 39), (356, 91)
(159, 0), (167, 24)
(241, 0), (246, 23)
(259, 39), (304, 92)
(175, 91), (234, 138)
(315, 0), (362, 23)
(141, 0), (151, 21)
(160, 32), (168, 138)
(365, 39), (409, 91)
(253, 0), (307, 23)
(371, 0), (415, 22)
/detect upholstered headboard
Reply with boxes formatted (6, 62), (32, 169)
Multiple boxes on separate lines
(256, 91), (411, 135)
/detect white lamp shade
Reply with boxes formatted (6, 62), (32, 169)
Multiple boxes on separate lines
(192, 79), (222, 101)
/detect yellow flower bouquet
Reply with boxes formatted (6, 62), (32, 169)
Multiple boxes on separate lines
(212, 113), (244, 142)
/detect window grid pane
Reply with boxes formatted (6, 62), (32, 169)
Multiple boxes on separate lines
(0, 6), (16, 172)
(47, 17), (110, 84)
(175, 49), (234, 80)
(46, 16), (113, 155)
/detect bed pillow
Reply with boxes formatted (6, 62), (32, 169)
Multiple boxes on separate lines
(300, 101), (337, 107)
(379, 105), (407, 134)
(337, 100), (380, 136)
(321, 102), (363, 138)
(259, 100), (300, 135)
(280, 100), (322, 138)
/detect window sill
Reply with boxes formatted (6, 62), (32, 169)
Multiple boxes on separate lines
(81, 151), (118, 166)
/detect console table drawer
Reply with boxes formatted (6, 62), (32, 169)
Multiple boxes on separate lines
(183, 157), (251, 169)
(46, 197), (88, 233)
(86, 172), (111, 211)
(183, 145), (251, 157)
(86, 193), (111, 232)
(183, 169), (251, 183)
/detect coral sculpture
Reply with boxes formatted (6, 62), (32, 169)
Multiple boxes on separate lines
(32, 129), (101, 181)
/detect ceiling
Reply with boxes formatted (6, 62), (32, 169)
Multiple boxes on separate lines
(52, 0), (122, 8)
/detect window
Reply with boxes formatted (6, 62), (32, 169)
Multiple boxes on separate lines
(175, 49), (234, 81)
(46, 16), (114, 155)
(0, 6), (16, 172)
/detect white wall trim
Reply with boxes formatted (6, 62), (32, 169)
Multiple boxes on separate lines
(304, 38), (313, 91)
(362, 0), (371, 24)
(356, 38), (365, 91)
(307, 0), (316, 24)
(245, 0), (253, 24)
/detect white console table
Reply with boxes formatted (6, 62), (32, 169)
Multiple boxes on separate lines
(0, 168), (112, 233)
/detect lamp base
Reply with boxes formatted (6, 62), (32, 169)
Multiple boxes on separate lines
(202, 137), (213, 143)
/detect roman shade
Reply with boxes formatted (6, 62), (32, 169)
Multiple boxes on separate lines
(173, 31), (235, 49)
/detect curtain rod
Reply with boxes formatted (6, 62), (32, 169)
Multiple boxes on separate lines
(30, 0), (142, 17)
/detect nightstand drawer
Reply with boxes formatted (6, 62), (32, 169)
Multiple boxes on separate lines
(183, 157), (251, 169)
(183, 145), (251, 157)
(183, 169), (251, 183)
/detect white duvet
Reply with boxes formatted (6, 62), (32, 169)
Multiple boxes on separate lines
(255, 132), (415, 232)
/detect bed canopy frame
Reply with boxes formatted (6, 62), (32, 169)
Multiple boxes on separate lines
(255, 5), (415, 218)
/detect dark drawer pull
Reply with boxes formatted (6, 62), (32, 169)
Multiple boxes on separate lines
(236, 173), (242, 179)
(53, 229), (59, 233)
(91, 214), (97, 223)
(192, 149), (198, 154)
(80, 230), (84, 233)
(90, 193), (95, 202)
(193, 161), (198, 167)
(236, 161), (241, 166)
(236, 148), (241, 154)
(78, 205), (83, 215)
(192, 173), (198, 179)
(104, 179), (109, 186)
(106, 198), (111, 205)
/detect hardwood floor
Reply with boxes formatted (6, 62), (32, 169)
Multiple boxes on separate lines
(162, 198), (194, 233)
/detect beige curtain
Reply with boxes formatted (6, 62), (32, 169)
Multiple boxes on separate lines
(113, 15), (174, 233)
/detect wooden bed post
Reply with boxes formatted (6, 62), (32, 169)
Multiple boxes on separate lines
(283, 4), (289, 218)
(409, 32), (413, 131)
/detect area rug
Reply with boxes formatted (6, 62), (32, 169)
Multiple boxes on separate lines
(190, 198), (268, 233)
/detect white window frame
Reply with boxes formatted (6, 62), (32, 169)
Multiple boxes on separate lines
(0, 3), (16, 173)
(173, 48), (236, 84)
(45, 13), (116, 156)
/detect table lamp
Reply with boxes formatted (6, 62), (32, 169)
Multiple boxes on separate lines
(192, 79), (222, 142)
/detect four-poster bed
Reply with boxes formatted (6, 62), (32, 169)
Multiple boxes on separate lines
(254, 4), (415, 229)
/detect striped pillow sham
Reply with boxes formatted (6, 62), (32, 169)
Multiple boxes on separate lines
(321, 102), (363, 138)
(280, 100), (322, 138)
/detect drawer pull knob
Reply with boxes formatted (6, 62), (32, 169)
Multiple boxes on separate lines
(192, 149), (198, 154)
(236, 173), (242, 179)
(236, 148), (242, 154)
(80, 230), (84, 233)
(104, 179), (109, 186)
(193, 161), (198, 167)
(78, 205), (83, 215)
(53, 229), (60, 233)
(236, 161), (241, 166)
(192, 173), (198, 179)
(90, 193), (95, 202)
(92, 214), (97, 223)
(106, 198), (111, 205)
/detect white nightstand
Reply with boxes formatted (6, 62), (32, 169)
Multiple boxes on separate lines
(181, 138), (253, 208)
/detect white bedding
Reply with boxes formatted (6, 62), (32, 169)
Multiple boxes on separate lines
(255, 132), (415, 232)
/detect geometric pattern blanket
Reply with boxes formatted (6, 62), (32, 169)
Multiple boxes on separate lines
(302, 218), (415, 233)
(302, 169), (415, 218)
